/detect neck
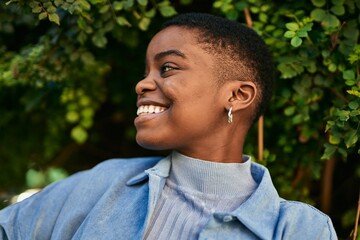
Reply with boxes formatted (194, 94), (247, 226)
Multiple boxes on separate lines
(175, 119), (249, 163)
(178, 146), (244, 163)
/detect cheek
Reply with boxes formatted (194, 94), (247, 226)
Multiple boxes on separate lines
(162, 80), (180, 101)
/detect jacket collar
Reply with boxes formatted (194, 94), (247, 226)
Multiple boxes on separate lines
(126, 156), (280, 238)
(126, 156), (170, 186)
(229, 162), (281, 239)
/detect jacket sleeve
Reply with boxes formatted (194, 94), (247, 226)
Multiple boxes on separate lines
(0, 170), (87, 240)
(276, 201), (338, 240)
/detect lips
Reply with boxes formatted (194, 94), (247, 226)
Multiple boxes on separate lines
(137, 105), (168, 116)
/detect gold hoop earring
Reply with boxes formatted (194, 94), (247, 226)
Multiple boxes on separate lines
(228, 107), (233, 124)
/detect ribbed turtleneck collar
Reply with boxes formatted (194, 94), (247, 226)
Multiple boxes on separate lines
(168, 151), (257, 196)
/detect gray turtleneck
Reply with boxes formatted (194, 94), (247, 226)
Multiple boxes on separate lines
(143, 151), (258, 240)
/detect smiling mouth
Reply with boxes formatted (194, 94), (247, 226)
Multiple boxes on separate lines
(137, 105), (168, 116)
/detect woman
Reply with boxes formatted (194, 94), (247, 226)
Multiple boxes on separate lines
(0, 13), (337, 239)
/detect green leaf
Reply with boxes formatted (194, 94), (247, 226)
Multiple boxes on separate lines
(259, 12), (268, 23)
(77, 32), (87, 44)
(297, 30), (308, 37)
(48, 13), (60, 25)
(342, 20), (359, 41)
(145, 8), (156, 18)
(81, 52), (95, 64)
(124, 0), (134, 10)
(250, 6), (259, 14)
(6, 0), (17, 5)
(331, 0), (344, 5)
(159, 5), (177, 17)
(328, 63), (337, 72)
(137, 0), (148, 6)
(43, 2), (53, 8)
(66, 111), (80, 123)
(343, 70), (355, 80)
(260, 4), (271, 12)
(284, 106), (296, 116)
(77, 0), (91, 11)
(116, 16), (131, 27)
(330, 5), (345, 16)
(113, 1), (124, 11)
(278, 62), (298, 79)
(321, 143), (337, 160)
(234, 2), (247, 11)
(265, 25), (276, 32)
(47, 168), (68, 183)
(347, 90), (360, 97)
(92, 32), (107, 48)
(213, 1), (222, 8)
(32, 6), (42, 13)
(349, 101), (359, 110)
(99, 4), (110, 14)
(77, 17), (87, 30)
(292, 114), (303, 124)
(71, 126), (88, 143)
(47, 6), (57, 13)
(345, 130), (358, 148)
(138, 17), (150, 31)
(284, 31), (296, 38)
(291, 36), (302, 47)
(54, 0), (64, 7)
(329, 133), (341, 144)
(350, 110), (360, 116)
(322, 13), (340, 28)
(226, 10), (239, 21)
(29, 2), (38, 8)
(325, 121), (334, 132)
(302, 23), (313, 31)
(310, 8), (325, 21)
(335, 109), (350, 121)
(321, 50), (330, 57)
(38, 12), (48, 20)
(285, 22), (299, 31)
(26, 169), (46, 188)
(311, 0), (326, 7)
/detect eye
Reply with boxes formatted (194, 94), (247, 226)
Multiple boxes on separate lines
(160, 63), (178, 77)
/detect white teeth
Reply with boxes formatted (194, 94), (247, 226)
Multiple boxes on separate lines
(137, 105), (167, 115)
(149, 105), (154, 113)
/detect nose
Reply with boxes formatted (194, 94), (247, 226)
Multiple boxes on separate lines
(135, 75), (157, 95)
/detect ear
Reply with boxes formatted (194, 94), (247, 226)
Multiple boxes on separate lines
(226, 81), (257, 112)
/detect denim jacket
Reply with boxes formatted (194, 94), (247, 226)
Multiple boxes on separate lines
(0, 156), (337, 240)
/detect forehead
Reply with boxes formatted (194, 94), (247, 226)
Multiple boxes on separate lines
(146, 26), (208, 61)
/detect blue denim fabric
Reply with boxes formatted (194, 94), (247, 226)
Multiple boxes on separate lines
(0, 156), (337, 240)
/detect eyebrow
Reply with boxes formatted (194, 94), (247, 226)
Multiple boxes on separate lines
(154, 49), (186, 61)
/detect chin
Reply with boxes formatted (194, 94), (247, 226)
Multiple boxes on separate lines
(136, 136), (170, 151)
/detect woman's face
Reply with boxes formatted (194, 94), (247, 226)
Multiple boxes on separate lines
(134, 26), (228, 155)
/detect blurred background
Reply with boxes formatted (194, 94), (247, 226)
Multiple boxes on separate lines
(0, 0), (359, 239)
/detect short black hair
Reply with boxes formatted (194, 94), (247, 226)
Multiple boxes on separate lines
(163, 13), (275, 123)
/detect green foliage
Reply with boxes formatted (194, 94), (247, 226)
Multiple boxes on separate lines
(1, 0), (359, 237)
(0, 0), (176, 191)
(26, 167), (68, 188)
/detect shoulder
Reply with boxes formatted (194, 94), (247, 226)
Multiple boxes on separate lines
(276, 199), (337, 239)
(0, 156), (164, 239)
(247, 161), (337, 239)
(50, 156), (164, 193)
(1, 156), (163, 213)
(89, 156), (163, 177)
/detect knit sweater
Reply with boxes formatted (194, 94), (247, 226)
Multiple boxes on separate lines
(143, 151), (258, 239)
